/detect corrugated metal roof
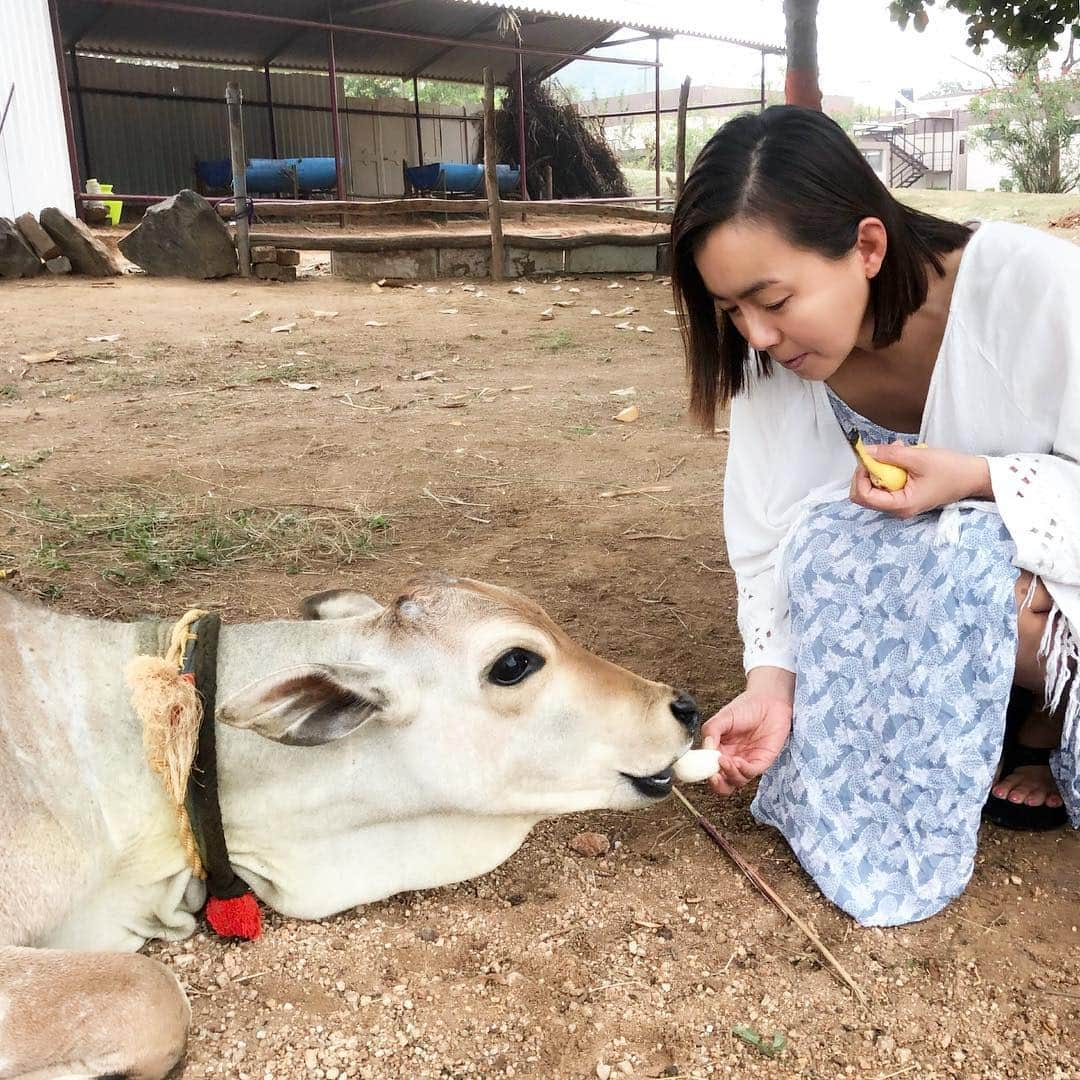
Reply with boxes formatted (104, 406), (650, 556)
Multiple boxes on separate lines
(57, 0), (783, 87)
(454, 0), (784, 52)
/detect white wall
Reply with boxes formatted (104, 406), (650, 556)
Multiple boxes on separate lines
(0, 0), (75, 218)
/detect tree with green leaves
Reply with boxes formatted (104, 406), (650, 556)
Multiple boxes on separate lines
(342, 75), (487, 108)
(968, 49), (1080, 191)
(889, 1), (1078, 57)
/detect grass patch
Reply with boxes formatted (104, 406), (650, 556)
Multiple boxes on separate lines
(1, 493), (393, 586)
(236, 361), (315, 384)
(0, 448), (54, 476)
(566, 424), (596, 436)
(0, 385), (19, 400)
(541, 329), (576, 351)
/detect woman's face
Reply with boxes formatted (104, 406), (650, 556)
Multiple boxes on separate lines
(692, 217), (886, 380)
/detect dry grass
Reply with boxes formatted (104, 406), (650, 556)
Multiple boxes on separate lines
(0, 489), (393, 594)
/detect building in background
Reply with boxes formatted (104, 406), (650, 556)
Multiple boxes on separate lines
(855, 85), (1080, 192)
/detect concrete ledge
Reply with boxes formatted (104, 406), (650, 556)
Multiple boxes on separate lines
(564, 244), (657, 274)
(331, 241), (659, 281)
(332, 249), (438, 280)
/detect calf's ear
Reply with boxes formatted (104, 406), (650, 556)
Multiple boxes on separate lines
(300, 590), (384, 621)
(218, 664), (385, 745)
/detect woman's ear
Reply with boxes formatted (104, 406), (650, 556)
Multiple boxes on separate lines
(855, 217), (887, 279)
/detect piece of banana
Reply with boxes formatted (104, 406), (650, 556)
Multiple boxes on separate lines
(672, 748), (721, 783)
(847, 430), (909, 492)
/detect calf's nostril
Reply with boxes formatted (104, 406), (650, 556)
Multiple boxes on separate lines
(669, 691), (700, 732)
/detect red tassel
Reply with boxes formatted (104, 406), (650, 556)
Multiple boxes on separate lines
(205, 891), (262, 940)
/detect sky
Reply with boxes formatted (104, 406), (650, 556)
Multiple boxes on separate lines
(557, 0), (1067, 107)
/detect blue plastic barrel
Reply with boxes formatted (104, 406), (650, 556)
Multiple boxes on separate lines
(196, 158), (232, 190)
(195, 157), (338, 194)
(246, 158), (338, 194)
(405, 162), (520, 195)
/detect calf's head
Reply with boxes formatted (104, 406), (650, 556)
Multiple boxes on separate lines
(217, 573), (699, 817)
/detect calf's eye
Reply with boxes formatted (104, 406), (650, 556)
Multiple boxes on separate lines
(487, 648), (545, 687)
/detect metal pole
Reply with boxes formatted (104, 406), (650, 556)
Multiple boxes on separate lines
(412, 76), (424, 165)
(482, 67), (505, 281)
(760, 49), (766, 110)
(47, 0), (83, 217)
(516, 51), (528, 201)
(70, 49), (93, 183)
(226, 81), (250, 276)
(263, 63), (278, 159)
(326, 29), (346, 199)
(654, 35), (661, 207)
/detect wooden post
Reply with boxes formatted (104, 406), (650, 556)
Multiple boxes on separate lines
(675, 76), (691, 196)
(515, 50), (528, 202)
(543, 163), (553, 200)
(483, 67), (505, 282)
(326, 30), (346, 199)
(653, 34), (661, 209)
(226, 81), (250, 277)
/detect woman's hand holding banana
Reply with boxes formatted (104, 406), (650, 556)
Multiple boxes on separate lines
(849, 441), (993, 518)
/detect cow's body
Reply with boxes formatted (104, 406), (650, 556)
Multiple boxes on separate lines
(0, 576), (697, 1078)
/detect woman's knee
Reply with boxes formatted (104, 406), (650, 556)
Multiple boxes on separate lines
(1015, 601), (1049, 692)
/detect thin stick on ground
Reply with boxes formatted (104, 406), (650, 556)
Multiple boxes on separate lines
(671, 786), (868, 1007)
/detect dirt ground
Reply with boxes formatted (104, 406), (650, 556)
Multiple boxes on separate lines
(2, 229), (1079, 1079)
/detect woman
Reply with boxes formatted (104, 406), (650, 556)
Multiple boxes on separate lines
(671, 105), (1079, 926)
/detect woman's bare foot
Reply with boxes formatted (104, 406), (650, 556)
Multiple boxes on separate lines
(991, 708), (1064, 809)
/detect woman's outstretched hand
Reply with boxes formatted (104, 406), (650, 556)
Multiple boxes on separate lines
(701, 667), (794, 797)
(849, 442), (993, 518)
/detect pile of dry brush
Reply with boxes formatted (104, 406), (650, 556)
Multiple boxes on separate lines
(492, 79), (630, 199)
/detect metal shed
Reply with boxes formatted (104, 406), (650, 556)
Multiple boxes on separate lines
(27, 0), (783, 214)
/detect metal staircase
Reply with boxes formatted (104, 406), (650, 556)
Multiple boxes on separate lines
(864, 125), (929, 188)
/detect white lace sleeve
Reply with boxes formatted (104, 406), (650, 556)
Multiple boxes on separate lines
(988, 453), (1080, 586)
(723, 375), (816, 675)
(735, 566), (795, 673)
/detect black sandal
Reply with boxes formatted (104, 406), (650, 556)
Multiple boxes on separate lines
(982, 688), (1068, 832)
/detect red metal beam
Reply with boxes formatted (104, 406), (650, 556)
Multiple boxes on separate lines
(581, 99), (765, 120)
(72, 0), (660, 69)
(48, 0), (84, 216)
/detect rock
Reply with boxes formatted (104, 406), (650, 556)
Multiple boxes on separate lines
(276, 248), (300, 266)
(118, 189), (236, 278)
(254, 263), (297, 282)
(15, 213), (60, 260)
(46, 256), (72, 274)
(251, 244), (277, 264)
(569, 831), (610, 858)
(83, 205), (109, 226)
(596, 1064), (611, 1080)
(39, 207), (122, 276)
(0, 218), (41, 279)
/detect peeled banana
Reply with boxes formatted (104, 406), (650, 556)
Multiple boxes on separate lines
(672, 748), (721, 783)
(846, 429), (911, 492)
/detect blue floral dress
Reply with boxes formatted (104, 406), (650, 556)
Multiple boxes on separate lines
(750, 392), (1022, 926)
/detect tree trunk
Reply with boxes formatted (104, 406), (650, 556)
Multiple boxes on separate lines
(783, 0), (823, 110)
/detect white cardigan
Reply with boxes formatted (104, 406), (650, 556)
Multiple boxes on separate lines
(724, 221), (1080, 679)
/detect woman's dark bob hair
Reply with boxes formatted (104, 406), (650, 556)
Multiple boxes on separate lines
(671, 105), (971, 427)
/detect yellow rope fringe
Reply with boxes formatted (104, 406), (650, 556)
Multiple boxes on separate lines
(127, 608), (209, 879)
